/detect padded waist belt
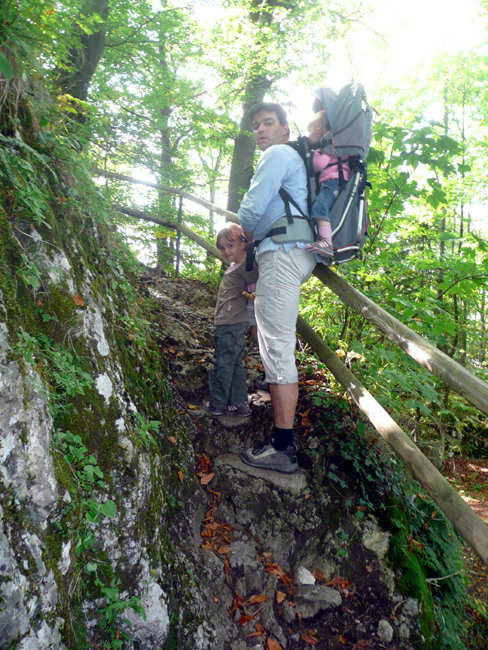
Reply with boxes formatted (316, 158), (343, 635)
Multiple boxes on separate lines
(265, 214), (315, 244)
(245, 214), (315, 271)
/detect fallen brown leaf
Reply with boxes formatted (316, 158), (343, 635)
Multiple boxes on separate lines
(301, 630), (319, 645)
(72, 293), (85, 307)
(246, 622), (265, 638)
(275, 590), (286, 604)
(168, 436), (177, 444)
(238, 614), (254, 625)
(312, 568), (325, 582)
(248, 593), (267, 605)
(200, 472), (215, 486)
(266, 638), (282, 650)
(217, 545), (231, 555)
(229, 593), (245, 616)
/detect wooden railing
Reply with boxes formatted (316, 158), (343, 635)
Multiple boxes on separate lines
(97, 170), (488, 566)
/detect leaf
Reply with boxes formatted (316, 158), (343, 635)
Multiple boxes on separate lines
(246, 622), (265, 638)
(168, 436), (177, 444)
(325, 575), (351, 592)
(0, 52), (14, 80)
(72, 293), (85, 307)
(100, 499), (117, 518)
(301, 630), (319, 645)
(239, 614), (254, 625)
(275, 590), (287, 603)
(248, 593), (267, 605)
(312, 569), (326, 582)
(266, 638), (282, 650)
(186, 403), (198, 410)
(200, 472), (215, 485)
(229, 593), (245, 615)
(217, 544), (231, 555)
(299, 408), (311, 427)
(177, 470), (183, 482)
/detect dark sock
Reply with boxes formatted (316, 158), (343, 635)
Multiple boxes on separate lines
(272, 427), (294, 450)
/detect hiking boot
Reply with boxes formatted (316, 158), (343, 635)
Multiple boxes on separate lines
(240, 443), (298, 473)
(306, 237), (334, 262)
(227, 402), (251, 417)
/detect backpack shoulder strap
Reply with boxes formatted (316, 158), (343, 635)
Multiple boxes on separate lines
(279, 187), (306, 220)
(285, 137), (316, 216)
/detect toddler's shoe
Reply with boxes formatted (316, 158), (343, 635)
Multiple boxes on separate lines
(207, 405), (225, 417)
(306, 237), (334, 263)
(227, 402), (251, 417)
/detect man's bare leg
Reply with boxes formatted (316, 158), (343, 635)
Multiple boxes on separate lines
(269, 383), (298, 429)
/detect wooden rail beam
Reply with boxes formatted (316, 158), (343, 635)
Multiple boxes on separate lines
(297, 315), (488, 566)
(97, 168), (238, 223)
(113, 204), (225, 263)
(314, 265), (488, 417)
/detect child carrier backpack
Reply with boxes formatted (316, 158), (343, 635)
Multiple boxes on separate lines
(281, 82), (372, 264)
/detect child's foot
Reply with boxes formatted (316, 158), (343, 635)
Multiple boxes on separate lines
(207, 405), (225, 416)
(306, 237), (334, 262)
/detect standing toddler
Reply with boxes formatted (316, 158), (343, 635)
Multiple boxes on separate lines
(208, 223), (258, 417)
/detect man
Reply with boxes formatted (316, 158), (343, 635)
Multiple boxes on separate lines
(237, 102), (316, 473)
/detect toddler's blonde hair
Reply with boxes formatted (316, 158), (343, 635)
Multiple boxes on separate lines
(216, 222), (244, 248)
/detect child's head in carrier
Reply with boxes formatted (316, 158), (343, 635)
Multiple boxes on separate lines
(216, 222), (248, 265)
(307, 110), (329, 146)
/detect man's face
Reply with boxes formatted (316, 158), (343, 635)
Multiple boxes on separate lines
(251, 110), (289, 151)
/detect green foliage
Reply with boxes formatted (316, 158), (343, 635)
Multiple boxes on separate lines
(14, 331), (93, 415)
(133, 412), (159, 449)
(0, 134), (56, 228)
(309, 397), (466, 648)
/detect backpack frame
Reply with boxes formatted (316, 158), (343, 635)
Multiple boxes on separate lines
(281, 83), (372, 264)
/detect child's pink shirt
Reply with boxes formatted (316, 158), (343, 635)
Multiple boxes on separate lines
(313, 150), (350, 184)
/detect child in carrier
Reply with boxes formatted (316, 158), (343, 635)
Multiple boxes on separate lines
(208, 222), (258, 418)
(305, 109), (351, 263)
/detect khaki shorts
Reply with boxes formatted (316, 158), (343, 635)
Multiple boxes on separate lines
(255, 247), (316, 384)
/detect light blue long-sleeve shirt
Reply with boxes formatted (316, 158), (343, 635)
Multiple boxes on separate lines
(237, 144), (309, 254)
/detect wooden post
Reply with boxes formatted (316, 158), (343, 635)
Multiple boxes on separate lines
(297, 315), (488, 566)
(314, 265), (488, 417)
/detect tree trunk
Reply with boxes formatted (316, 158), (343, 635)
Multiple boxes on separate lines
(156, 43), (176, 271)
(227, 74), (272, 212)
(57, 0), (109, 105)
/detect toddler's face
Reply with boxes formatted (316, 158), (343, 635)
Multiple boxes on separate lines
(308, 121), (323, 145)
(218, 233), (247, 264)
(308, 110), (327, 145)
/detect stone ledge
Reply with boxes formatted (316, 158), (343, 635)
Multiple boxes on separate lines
(214, 453), (307, 495)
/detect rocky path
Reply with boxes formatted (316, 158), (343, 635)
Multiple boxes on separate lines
(141, 271), (488, 649)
